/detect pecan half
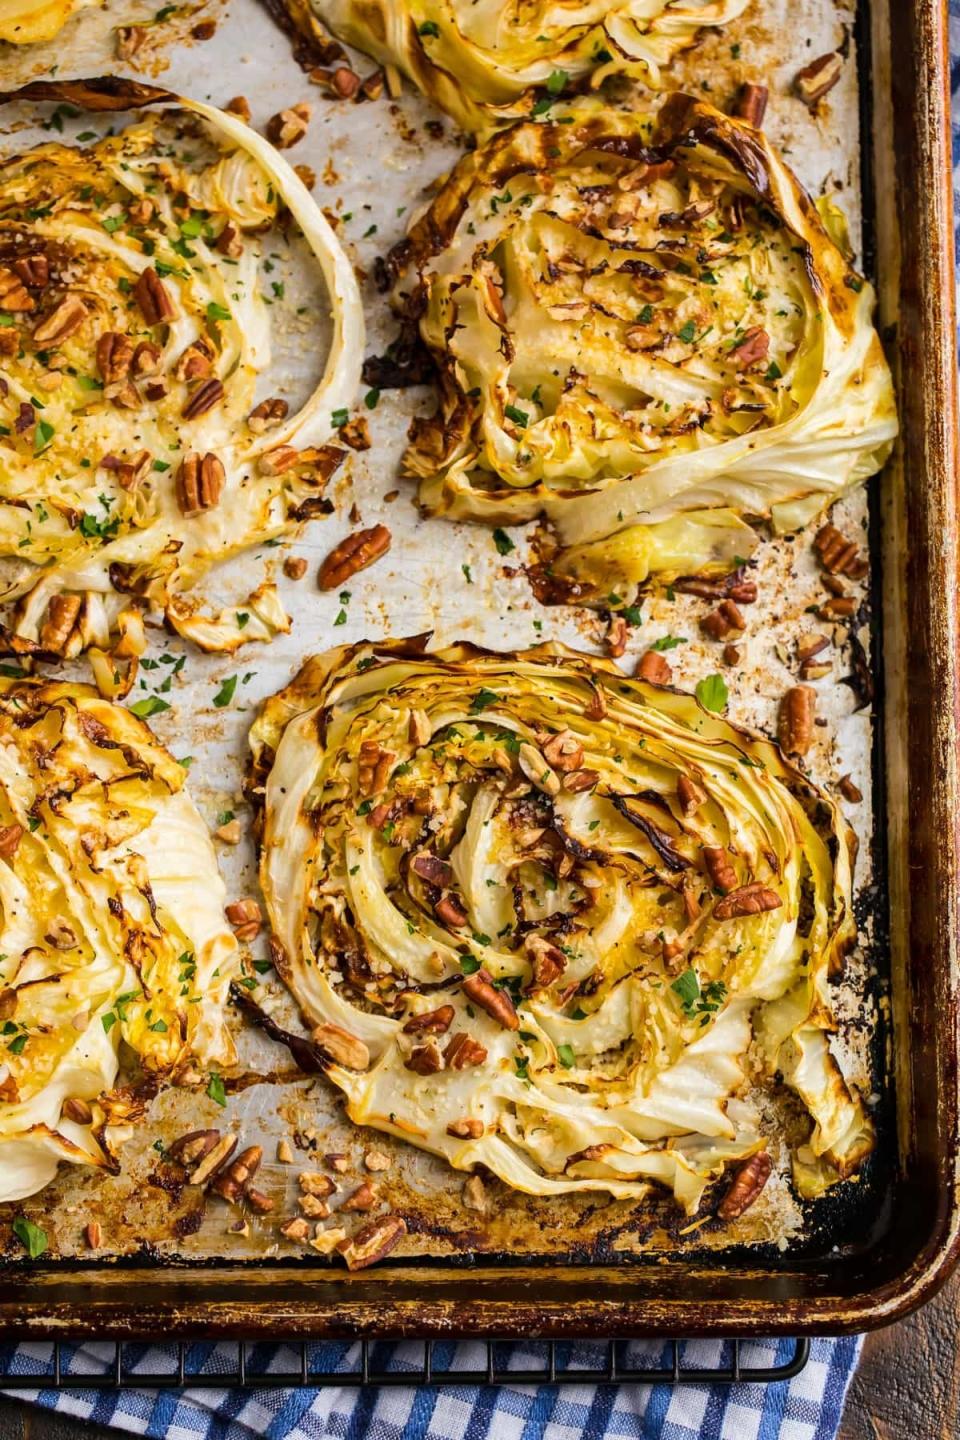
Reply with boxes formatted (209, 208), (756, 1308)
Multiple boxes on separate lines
(636, 650), (672, 685)
(714, 884), (782, 919)
(405, 1039), (445, 1074)
(403, 1004), (455, 1035)
(168, 1129), (221, 1165)
(435, 894), (469, 928)
(444, 1033), (488, 1070)
(411, 851), (453, 888)
(795, 52), (844, 107)
(182, 378), (225, 420)
(341, 1181), (377, 1212)
(563, 768), (599, 793)
(0, 268), (34, 312)
(266, 103), (311, 149)
(358, 738), (394, 796)
(40, 594), (82, 655)
(677, 775), (706, 816)
(14, 255), (49, 288)
(814, 523), (867, 578)
(703, 846), (737, 894)
(175, 337), (215, 382)
(518, 742), (560, 797)
(33, 295), (87, 346)
(0, 824), (23, 860)
(462, 1175), (487, 1213)
(338, 1215), (407, 1271)
(318, 524), (391, 589)
(190, 1133), (238, 1186)
(211, 1145), (262, 1202)
(176, 452), (225, 514)
(311, 1022), (370, 1070)
(134, 267), (176, 325)
(701, 599), (745, 640)
(717, 1151), (772, 1219)
(462, 969), (519, 1030)
(778, 685), (816, 756)
(299, 1171), (335, 1197)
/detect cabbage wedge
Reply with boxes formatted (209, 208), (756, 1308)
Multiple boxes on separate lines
(291, 0), (749, 133)
(391, 95), (897, 603)
(0, 78), (363, 658)
(0, 0), (90, 44)
(251, 638), (873, 1215)
(0, 676), (239, 1203)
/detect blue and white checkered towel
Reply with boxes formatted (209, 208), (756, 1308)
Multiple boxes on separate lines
(0, 1335), (862, 1439)
(13, 0), (960, 1427)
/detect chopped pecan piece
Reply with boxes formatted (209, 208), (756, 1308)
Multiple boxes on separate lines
(410, 851), (453, 888)
(338, 1214), (407, 1270)
(364, 1150), (391, 1172)
(33, 295), (87, 346)
(248, 397), (289, 433)
(246, 1188), (274, 1214)
(182, 378), (225, 420)
(636, 650), (672, 685)
(722, 643), (741, 666)
(85, 1221), (103, 1249)
(542, 729), (584, 772)
(838, 774), (863, 804)
(408, 709), (430, 749)
(300, 1171), (336, 1197)
(357, 738), (394, 796)
(463, 969), (519, 1030)
(797, 633), (830, 663)
(733, 82), (768, 128)
(405, 1040), (445, 1074)
(341, 1181), (377, 1212)
(134, 267), (176, 326)
(176, 452), (225, 514)
(778, 685), (816, 756)
(714, 884), (782, 920)
(730, 326), (770, 369)
(258, 445), (303, 476)
(294, 164), (317, 189)
(266, 103), (312, 149)
(283, 555), (308, 580)
(524, 934), (567, 991)
(280, 1216), (310, 1242)
(226, 898), (261, 941)
(318, 524), (391, 589)
(226, 95), (252, 122)
(703, 846), (738, 894)
(677, 775), (706, 816)
(116, 23), (148, 59)
(0, 824), (23, 860)
(175, 337), (215, 382)
(819, 596), (857, 619)
(563, 768), (599, 793)
(518, 742), (560, 797)
(299, 1194), (330, 1219)
(606, 614), (628, 658)
(96, 331), (133, 385)
(338, 416), (371, 451)
(718, 1151), (773, 1219)
(168, 1129), (221, 1165)
(311, 1021), (370, 1070)
(40, 594), (82, 655)
(0, 268), (34, 312)
(190, 1134), (238, 1186)
(447, 1117), (484, 1139)
(128, 197), (155, 226)
(701, 599), (746, 640)
(795, 52), (844, 107)
(62, 1096), (93, 1124)
(462, 1175), (487, 1213)
(312, 65), (363, 99)
(444, 1033), (488, 1070)
(435, 894), (469, 928)
(211, 1145), (262, 1202)
(403, 1004), (455, 1035)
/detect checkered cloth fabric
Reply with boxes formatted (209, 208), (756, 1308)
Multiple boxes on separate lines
(0, 1335), (862, 1438)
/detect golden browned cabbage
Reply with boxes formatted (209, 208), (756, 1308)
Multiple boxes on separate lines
(251, 638), (873, 1214)
(292, 0), (750, 132)
(0, 677), (239, 1203)
(388, 96), (897, 604)
(0, 0), (90, 44)
(0, 79), (363, 667)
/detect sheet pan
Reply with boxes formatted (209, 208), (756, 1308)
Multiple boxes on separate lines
(0, 0), (956, 1337)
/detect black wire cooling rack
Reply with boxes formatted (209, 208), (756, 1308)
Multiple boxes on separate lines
(0, 1338), (810, 1391)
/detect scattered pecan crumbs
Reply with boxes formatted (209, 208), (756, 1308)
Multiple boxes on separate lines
(318, 525), (391, 589)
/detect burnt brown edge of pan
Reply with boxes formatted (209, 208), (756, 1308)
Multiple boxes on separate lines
(0, 0), (958, 1341)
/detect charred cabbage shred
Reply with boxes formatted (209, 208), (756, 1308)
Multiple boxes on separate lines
(388, 96), (897, 603)
(251, 638), (874, 1214)
(296, 0), (749, 132)
(0, 677), (239, 1203)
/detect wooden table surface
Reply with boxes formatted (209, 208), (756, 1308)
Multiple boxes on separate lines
(0, 1271), (956, 1440)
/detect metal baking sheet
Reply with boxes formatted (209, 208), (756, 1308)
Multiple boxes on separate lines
(0, 0), (888, 1267)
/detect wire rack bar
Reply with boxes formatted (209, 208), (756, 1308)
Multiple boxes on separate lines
(0, 1338), (809, 1391)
